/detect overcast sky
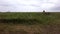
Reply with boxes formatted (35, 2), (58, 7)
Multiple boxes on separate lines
(0, 0), (60, 12)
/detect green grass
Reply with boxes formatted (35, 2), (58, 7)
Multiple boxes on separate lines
(0, 12), (60, 34)
(0, 12), (60, 25)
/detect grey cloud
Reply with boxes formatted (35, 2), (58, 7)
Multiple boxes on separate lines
(51, 6), (60, 10)
(0, 0), (60, 12)
(50, 1), (60, 11)
(0, 4), (13, 7)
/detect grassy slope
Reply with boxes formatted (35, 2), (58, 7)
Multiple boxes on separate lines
(0, 12), (60, 25)
(0, 12), (60, 34)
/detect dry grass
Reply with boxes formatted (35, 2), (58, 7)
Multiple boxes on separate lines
(0, 23), (41, 34)
(0, 23), (60, 34)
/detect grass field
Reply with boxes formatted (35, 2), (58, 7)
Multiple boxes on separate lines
(0, 12), (60, 34)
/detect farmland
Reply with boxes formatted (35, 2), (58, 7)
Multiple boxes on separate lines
(0, 12), (60, 34)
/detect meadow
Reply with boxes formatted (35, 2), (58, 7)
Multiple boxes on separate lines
(0, 12), (60, 34)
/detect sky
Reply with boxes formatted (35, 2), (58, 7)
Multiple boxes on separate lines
(0, 0), (60, 12)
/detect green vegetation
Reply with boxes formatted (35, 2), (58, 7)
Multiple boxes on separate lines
(0, 12), (60, 34)
(0, 12), (60, 25)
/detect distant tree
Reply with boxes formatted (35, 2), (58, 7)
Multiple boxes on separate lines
(43, 10), (45, 13)
(42, 10), (50, 15)
(43, 10), (45, 14)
